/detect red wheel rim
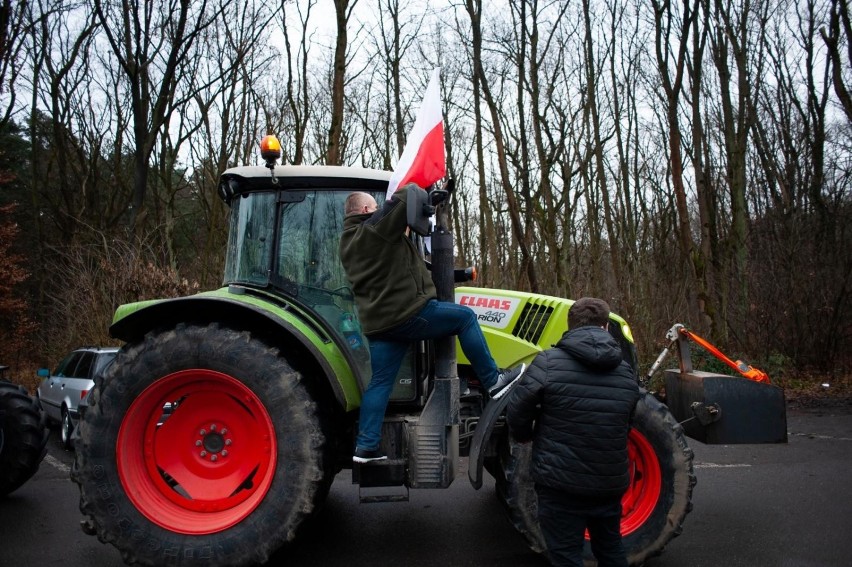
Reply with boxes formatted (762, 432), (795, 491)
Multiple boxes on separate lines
(117, 369), (277, 535)
(620, 428), (662, 536)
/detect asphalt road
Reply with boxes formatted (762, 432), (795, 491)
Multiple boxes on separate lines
(2, 402), (850, 567)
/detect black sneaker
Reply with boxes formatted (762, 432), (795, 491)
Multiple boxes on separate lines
(353, 447), (388, 463)
(488, 363), (526, 399)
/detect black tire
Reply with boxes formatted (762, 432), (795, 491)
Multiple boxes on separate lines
(60, 406), (74, 450)
(72, 324), (334, 567)
(495, 390), (696, 566)
(0, 380), (49, 496)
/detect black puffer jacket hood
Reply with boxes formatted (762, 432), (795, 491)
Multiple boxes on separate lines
(506, 325), (641, 498)
(559, 326), (625, 372)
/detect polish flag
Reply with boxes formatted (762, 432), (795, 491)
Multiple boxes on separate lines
(386, 68), (446, 200)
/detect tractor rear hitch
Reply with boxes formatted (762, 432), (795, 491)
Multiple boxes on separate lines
(648, 323), (787, 444)
(680, 402), (721, 427)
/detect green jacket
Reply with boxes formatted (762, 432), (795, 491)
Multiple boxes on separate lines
(339, 186), (436, 335)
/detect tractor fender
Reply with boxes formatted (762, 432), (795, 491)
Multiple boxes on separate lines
(109, 290), (362, 411)
(468, 391), (515, 490)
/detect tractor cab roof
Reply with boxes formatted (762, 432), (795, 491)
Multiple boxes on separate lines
(218, 165), (392, 205)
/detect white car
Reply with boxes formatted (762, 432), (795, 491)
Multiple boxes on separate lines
(37, 347), (118, 449)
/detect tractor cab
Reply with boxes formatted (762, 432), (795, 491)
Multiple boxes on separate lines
(217, 164), (431, 407)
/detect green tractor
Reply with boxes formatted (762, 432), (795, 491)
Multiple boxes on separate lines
(72, 159), (697, 566)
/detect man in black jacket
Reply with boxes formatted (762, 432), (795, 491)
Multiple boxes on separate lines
(507, 297), (641, 567)
(340, 186), (525, 464)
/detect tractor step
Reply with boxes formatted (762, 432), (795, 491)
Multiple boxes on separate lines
(358, 487), (410, 503)
(352, 458), (407, 486)
(354, 458), (410, 503)
(351, 418), (407, 493)
(664, 369), (787, 444)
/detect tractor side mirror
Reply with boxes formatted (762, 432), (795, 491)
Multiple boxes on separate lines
(406, 184), (433, 236)
(430, 178), (454, 207)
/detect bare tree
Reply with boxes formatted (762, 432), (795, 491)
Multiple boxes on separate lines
(526, 2), (572, 295)
(182, 1), (276, 285)
(582, 0), (625, 297)
(6, 0), (852, 373)
(745, 0), (851, 367)
(325, 0), (359, 165)
(709, 0), (768, 335)
(464, 0), (538, 291)
(606, 0), (649, 311)
(451, 2), (500, 283)
(652, 0), (707, 326)
(26, 1), (99, 239)
(0, 0), (29, 127)
(280, 0), (316, 165)
(92, 0), (226, 233)
(684, 0), (719, 332)
(369, 0), (422, 169)
(821, 0), (852, 123)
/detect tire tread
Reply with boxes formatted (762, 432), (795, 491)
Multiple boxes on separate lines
(0, 380), (49, 496)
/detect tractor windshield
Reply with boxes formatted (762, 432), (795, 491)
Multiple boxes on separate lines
(223, 188), (383, 366)
(225, 190), (358, 293)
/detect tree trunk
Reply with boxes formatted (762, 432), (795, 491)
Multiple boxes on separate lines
(466, 0), (538, 292)
(326, 0), (352, 165)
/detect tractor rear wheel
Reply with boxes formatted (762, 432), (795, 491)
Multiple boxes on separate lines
(495, 390), (695, 566)
(72, 324), (334, 567)
(0, 380), (49, 496)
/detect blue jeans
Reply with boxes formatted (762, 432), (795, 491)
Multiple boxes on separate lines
(355, 299), (500, 451)
(536, 485), (627, 567)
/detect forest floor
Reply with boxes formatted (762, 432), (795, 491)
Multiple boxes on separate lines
(780, 370), (852, 409)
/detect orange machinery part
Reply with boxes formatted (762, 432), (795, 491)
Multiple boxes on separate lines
(678, 327), (770, 384)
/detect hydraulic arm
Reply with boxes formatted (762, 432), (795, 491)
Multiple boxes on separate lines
(646, 323), (770, 385)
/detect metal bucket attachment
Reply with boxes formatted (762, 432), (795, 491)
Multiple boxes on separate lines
(664, 369), (787, 444)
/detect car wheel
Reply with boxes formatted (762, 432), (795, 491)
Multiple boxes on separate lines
(60, 407), (74, 450)
(72, 323), (334, 567)
(495, 390), (696, 565)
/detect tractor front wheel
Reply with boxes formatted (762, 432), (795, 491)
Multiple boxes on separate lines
(72, 324), (333, 567)
(496, 390), (696, 566)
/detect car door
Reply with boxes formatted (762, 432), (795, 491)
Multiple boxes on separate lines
(38, 351), (82, 421)
(64, 351), (96, 416)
